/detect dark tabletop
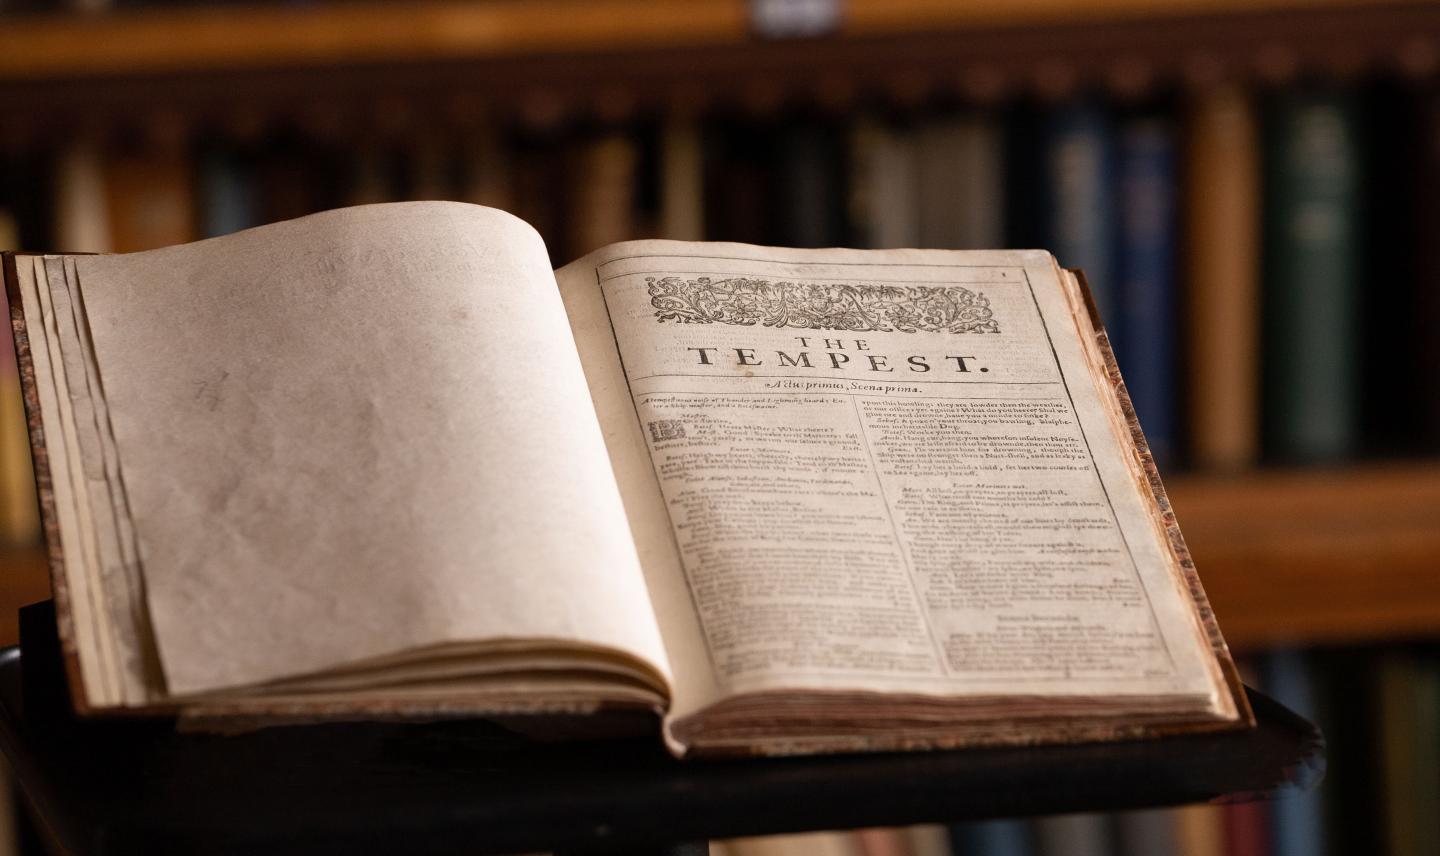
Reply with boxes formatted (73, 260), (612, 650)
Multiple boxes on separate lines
(0, 602), (1323, 856)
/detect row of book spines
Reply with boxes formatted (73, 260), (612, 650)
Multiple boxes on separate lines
(25, 83), (1437, 467)
(707, 808), (1229, 856)
(1230, 646), (1440, 856)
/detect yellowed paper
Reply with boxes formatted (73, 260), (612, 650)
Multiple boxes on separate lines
(71, 203), (671, 696)
(560, 242), (1221, 716)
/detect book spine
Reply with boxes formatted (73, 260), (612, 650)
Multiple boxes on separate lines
(661, 116), (706, 241)
(343, 144), (397, 207)
(725, 831), (864, 856)
(458, 128), (513, 213)
(1033, 813), (1113, 856)
(404, 132), (452, 202)
(253, 134), (337, 226)
(703, 122), (774, 246)
(1379, 650), (1440, 856)
(1223, 801), (1272, 856)
(854, 828), (908, 856)
(52, 140), (114, 254)
(1045, 100), (1118, 335)
(568, 133), (639, 257)
(901, 825), (950, 856)
(1262, 88), (1363, 463)
(1113, 809), (1179, 856)
(948, 819), (1033, 856)
(1314, 648), (1386, 855)
(1172, 804), (1226, 856)
(849, 118), (919, 249)
(916, 116), (1005, 250)
(1261, 648), (1324, 856)
(1115, 114), (1178, 467)
(775, 120), (845, 249)
(104, 142), (199, 252)
(199, 145), (259, 239)
(1182, 84), (1261, 471)
(1416, 89), (1440, 449)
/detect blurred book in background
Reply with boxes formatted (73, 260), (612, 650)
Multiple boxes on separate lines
(1262, 88), (1362, 464)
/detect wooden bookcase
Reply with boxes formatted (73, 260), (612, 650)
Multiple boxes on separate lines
(1, 0), (1438, 654)
(0, 0), (1437, 126)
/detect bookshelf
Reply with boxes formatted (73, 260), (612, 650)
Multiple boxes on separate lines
(0, 0), (1425, 82)
(0, 3), (1434, 853)
(0, 0), (1437, 127)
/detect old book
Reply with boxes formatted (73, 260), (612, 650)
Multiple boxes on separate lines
(5, 201), (1249, 758)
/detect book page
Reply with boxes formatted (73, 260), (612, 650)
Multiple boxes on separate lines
(69, 203), (669, 697)
(559, 242), (1223, 716)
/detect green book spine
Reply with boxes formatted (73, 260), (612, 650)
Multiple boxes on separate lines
(1262, 89), (1363, 462)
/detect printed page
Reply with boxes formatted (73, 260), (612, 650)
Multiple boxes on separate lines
(560, 241), (1222, 711)
(71, 202), (669, 697)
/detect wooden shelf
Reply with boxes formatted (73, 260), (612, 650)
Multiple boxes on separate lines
(0, 464), (1437, 652)
(1167, 463), (1440, 650)
(0, 0), (1417, 82)
(0, 0), (1436, 129)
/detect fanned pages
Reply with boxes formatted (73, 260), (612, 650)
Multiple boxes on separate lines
(6, 201), (1249, 757)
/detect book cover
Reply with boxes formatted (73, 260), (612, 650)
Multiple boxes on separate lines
(1262, 88), (1363, 463)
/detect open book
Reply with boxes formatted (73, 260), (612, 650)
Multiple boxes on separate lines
(5, 203), (1249, 757)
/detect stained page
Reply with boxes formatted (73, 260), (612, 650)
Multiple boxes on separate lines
(559, 241), (1227, 715)
(73, 203), (669, 696)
